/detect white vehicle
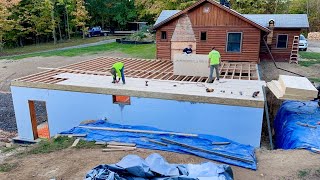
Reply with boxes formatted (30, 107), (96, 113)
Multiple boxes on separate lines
(299, 34), (308, 51)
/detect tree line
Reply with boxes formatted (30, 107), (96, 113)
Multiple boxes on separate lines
(0, 0), (319, 50)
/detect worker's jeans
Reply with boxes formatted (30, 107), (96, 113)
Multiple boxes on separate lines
(208, 64), (220, 82)
(113, 67), (126, 84)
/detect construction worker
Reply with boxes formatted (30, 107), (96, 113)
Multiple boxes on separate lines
(183, 44), (193, 54)
(208, 47), (221, 83)
(110, 62), (125, 84)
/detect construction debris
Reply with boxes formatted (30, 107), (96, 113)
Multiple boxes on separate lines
(212, 142), (231, 145)
(296, 122), (317, 129)
(267, 75), (318, 101)
(78, 126), (198, 137)
(107, 141), (136, 147)
(71, 138), (80, 147)
(252, 91), (260, 98)
(161, 138), (254, 164)
(148, 139), (168, 146)
(59, 133), (87, 137)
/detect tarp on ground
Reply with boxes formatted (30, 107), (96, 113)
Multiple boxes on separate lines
(61, 120), (257, 170)
(274, 100), (320, 152)
(85, 153), (233, 180)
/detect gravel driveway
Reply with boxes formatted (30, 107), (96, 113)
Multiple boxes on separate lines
(307, 40), (320, 53)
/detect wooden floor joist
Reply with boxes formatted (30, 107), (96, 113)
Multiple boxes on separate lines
(13, 57), (259, 85)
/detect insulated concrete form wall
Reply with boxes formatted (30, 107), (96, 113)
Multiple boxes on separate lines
(11, 86), (264, 147)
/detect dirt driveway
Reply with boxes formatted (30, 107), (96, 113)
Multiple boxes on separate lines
(308, 40), (320, 53)
(0, 148), (319, 180)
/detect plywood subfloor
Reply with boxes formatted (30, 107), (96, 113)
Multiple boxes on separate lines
(13, 57), (260, 85)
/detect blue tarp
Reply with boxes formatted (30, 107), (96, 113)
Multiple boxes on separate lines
(85, 153), (233, 180)
(274, 100), (320, 152)
(61, 120), (257, 170)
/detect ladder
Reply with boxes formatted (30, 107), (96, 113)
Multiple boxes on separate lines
(289, 36), (299, 64)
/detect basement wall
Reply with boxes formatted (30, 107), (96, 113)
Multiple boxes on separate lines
(11, 86), (264, 147)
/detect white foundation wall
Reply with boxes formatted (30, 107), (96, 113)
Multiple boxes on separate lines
(11, 86), (264, 147)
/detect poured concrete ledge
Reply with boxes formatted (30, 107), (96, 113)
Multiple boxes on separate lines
(12, 73), (265, 108)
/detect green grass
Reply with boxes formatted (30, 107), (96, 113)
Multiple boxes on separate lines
(19, 136), (100, 156)
(1, 42), (156, 60)
(0, 146), (16, 153)
(25, 136), (75, 155)
(0, 36), (119, 57)
(0, 163), (18, 172)
(299, 52), (320, 67)
(300, 52), (320, 60)
(309, 77), (320, 83)
(298, 169), (311, 179)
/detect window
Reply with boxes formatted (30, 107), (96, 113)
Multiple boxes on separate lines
(227, 32), (242, 52)
(113, 95), (130, 105)
(277, 34), (288, 48)
(200, 32), (207, 41)
(161, 31), (167, 40)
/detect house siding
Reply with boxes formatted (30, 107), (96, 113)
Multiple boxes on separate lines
(156, 2), (261, 62)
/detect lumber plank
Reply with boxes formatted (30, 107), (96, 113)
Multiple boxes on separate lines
(107, 142), (136, 147)
(106, 145), (137, 150)
(102, 148), (136, 152)
(59, 134), (87, 137)
(161, 138), (254, 164)
(95, 141), (107, 145)
(148, 139), (168, 146)
(71, 138), (80, 147)
(78, 126), (198, 137)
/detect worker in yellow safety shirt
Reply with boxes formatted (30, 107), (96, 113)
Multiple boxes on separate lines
(208, 47), (221, 83)
(110, 62), (125, 84)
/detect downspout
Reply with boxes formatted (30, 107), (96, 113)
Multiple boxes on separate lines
(262, 34), (304, 77)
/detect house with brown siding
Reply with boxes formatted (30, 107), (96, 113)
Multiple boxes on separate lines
(153, 0), (309, 62)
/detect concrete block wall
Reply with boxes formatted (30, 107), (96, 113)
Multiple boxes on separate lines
(11, 86), (264, 147)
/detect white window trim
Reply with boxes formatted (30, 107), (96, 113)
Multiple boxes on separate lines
(276, 34), (288, 49)
(226, 32), (243, 53)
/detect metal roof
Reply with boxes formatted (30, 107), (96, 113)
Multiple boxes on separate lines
(243, 14), (309, 28)
(154, 10), (181, 26)
(154, 10), (309, 29)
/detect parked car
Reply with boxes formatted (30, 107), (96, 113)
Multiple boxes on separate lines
(87, 26), (109, 37)
(299, 34), (308, 51)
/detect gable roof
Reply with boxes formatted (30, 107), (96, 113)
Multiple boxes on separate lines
(243, 14), (309, 29)
(153, 0), (270, 32)
(154, 10), (181, 26)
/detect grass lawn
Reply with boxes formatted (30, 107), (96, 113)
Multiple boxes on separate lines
(299, 52), (320, 67)
(0, 36), (119, 57)
(1, 42), (156, 60)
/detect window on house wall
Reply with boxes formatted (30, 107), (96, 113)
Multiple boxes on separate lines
(113, 95), (130, 105)
(161, 31), (167, 40)
(227, 32), (242, 52)
(277, 34), (288, 48)
(200, 32), (207, 41)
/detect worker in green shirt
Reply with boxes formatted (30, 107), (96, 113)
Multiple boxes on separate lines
(110, 62), (125, 84)
(208, 47), (221, 83)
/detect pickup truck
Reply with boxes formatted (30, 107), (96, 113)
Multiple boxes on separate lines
(87, 26), (108, 37)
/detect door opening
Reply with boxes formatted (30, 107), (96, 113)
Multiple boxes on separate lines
(28, 100), (50, 139)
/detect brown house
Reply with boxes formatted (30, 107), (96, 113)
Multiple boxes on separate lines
(153, 0), (309, 62)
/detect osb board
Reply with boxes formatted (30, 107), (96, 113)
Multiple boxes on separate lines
(12, 73), (266, 108)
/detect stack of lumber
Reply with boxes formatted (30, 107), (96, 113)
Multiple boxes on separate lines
(308, 32), (320, 40)
(267, 75), (318, 101)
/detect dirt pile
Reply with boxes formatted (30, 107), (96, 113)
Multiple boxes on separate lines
(308, 32), (320, 40)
